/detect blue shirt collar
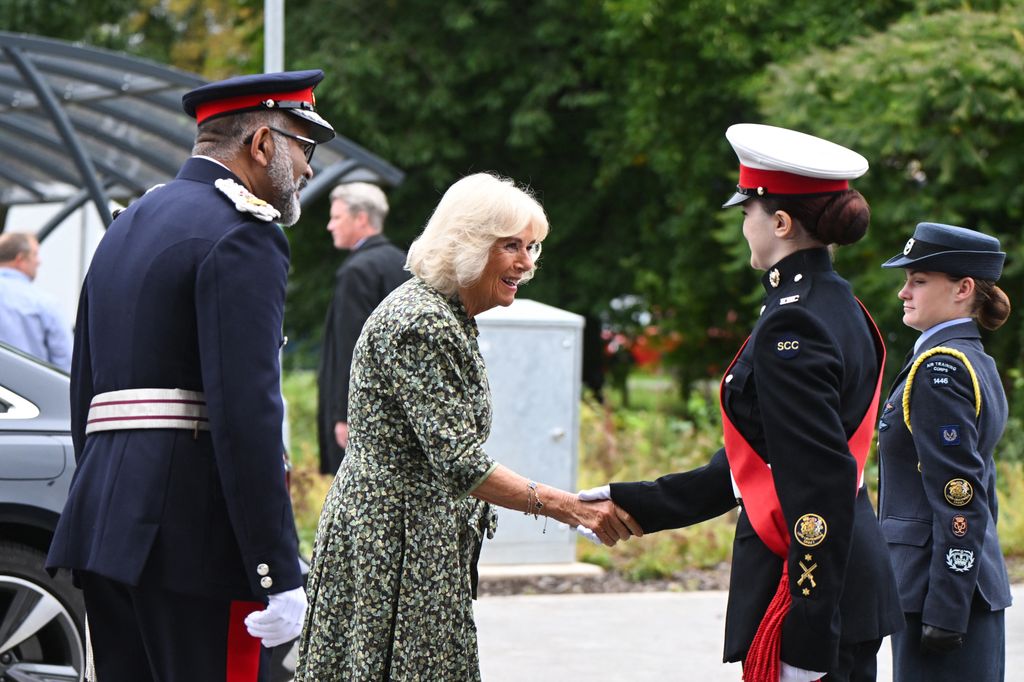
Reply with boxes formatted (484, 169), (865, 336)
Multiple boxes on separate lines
(0, 267), (31, 283)
(914, 317), (973, 354)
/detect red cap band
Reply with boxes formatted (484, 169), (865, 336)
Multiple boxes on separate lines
(738, 164), (849, 195)
(194, 87), (314, 125)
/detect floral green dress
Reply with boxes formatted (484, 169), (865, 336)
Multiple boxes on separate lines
(296, 277), (499, 681)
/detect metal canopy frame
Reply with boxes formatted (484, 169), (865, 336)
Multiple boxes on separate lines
(0, 31), (404, 232)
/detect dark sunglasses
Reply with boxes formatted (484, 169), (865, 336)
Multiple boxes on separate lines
(243, 125), (317, 164)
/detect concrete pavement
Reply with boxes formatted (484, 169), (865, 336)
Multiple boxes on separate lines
(475, 584), (1024, 681)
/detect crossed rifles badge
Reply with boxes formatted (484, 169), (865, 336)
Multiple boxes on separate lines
(797, 553), (817, 597)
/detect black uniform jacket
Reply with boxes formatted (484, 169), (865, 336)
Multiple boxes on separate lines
(878, 320), (1012, 633)
(316, 233), (409, 473)
(46, 157), (300, 601)
(611, 248), (903, 673)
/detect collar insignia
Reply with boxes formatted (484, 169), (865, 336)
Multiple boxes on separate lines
(769, 268), (780, 288)
(215, 178), (281, 222)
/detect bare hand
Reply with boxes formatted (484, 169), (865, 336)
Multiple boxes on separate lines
(334, 421), (349, 448)
(572, 499), (643, 546)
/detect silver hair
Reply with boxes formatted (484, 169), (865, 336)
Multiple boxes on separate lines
(191, 110), (295, 160)
(406, 172), (549, 295)
(329, 182), (389, 231)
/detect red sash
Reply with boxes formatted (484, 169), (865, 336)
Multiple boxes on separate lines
(719, 299), (884, 681)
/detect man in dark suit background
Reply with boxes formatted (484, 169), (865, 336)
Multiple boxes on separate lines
(46, 70), (335, 681)
(317, 182), (409, 474)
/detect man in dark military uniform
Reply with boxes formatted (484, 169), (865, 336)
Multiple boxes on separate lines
(878, 223), (1013, 681)
(46, 70), (335, 681)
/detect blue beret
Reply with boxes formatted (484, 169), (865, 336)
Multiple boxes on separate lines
(882, 222), (1005, 281)
(182, 70), (335, 143)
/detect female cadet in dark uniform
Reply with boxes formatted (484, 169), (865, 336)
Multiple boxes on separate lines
(584, 124), (903, 682)
(877, 222), (1013, 682)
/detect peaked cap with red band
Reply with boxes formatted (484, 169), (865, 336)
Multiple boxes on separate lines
(182, 69), (335, 143)
(722, 123), (868, 208)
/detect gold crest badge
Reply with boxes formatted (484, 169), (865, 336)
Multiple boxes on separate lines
(794, 513), (827, 547)
(944, 478), (973, 507)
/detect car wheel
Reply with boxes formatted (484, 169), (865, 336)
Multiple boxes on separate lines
(0, 541), (84, 682)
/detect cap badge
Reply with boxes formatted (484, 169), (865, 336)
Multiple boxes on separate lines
(944, 478), (973, 507)
(769, 268), (780, 288)
(215, 178), (281, 222)
(945, 547), (975, 573)
(757, 186), (765, 196)
(903, 237), (915, 256)
(794, 513), (827, 547)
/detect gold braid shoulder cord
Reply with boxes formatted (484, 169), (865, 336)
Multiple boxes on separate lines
(902, 346), (982, 433)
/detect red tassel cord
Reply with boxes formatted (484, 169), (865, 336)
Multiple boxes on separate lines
(743, 567), (791, 682)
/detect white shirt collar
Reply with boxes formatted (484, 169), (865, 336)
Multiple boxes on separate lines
(193, 155), (232, 172)
(914, 317), (973, 354)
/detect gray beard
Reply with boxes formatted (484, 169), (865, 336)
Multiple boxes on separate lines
(266, 140), (303, 226)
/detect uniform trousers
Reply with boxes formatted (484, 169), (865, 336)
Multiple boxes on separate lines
(891, 610), (1004, 682)
(80, 572), (270, 682)
(823, 637), (882, 682)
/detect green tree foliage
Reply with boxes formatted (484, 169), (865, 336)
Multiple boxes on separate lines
(284, 0), (639, 358)
(1, 0), (261, 78)
(758, 6), (1024, 400)
(284, 0), (912, 382)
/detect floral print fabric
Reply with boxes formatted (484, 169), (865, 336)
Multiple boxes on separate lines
(296, 277), (498, 681)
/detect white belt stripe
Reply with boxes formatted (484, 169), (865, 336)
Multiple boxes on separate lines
(85, 388), (209, 435)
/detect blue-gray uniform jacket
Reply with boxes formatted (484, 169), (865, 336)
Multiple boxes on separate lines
(46, 157), (300, 601)
(611, 248), (903, 673)
(878, 320), (1013, 632)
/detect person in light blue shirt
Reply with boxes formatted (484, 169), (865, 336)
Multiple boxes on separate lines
(0, 232), (73, 371)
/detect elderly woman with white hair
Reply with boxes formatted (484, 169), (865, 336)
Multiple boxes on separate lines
(295, 172), (641, 681)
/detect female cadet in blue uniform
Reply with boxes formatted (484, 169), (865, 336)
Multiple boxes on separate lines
(583, 124), (903, 682)
(878, 222), (1013, 681)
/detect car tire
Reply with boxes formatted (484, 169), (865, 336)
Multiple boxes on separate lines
(0, 540), (85, 682)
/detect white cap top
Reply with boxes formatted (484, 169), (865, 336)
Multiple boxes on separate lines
(726, 123), (868, 179)
(722, 124), (868, 207)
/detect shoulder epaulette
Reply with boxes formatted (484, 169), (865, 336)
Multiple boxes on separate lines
(215, 178), (281, 222)
(902, 346), (981, 431)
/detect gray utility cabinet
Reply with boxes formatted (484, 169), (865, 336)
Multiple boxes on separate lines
(475, 298), (583, 565)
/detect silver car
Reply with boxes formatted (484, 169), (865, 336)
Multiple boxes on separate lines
(0, 342), (82, 681)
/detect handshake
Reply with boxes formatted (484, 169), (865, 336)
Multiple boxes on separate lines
(572, 484), (643, 546)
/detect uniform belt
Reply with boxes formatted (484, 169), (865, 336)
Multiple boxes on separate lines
(85, 388), (209, 435)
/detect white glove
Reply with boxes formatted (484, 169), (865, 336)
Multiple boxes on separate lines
(244, 586), (308, 648)
(779, 662), (825, 682)
(574, 485), (612, 545)
(574, 525), (602, 545)
(578, 485), (611, 501)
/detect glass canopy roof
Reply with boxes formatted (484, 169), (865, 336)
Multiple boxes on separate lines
(0, 31), (404, 232)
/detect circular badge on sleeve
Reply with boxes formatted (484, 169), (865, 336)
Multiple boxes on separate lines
(794, 513), (827, 547)
(944, 478), (973, 507)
